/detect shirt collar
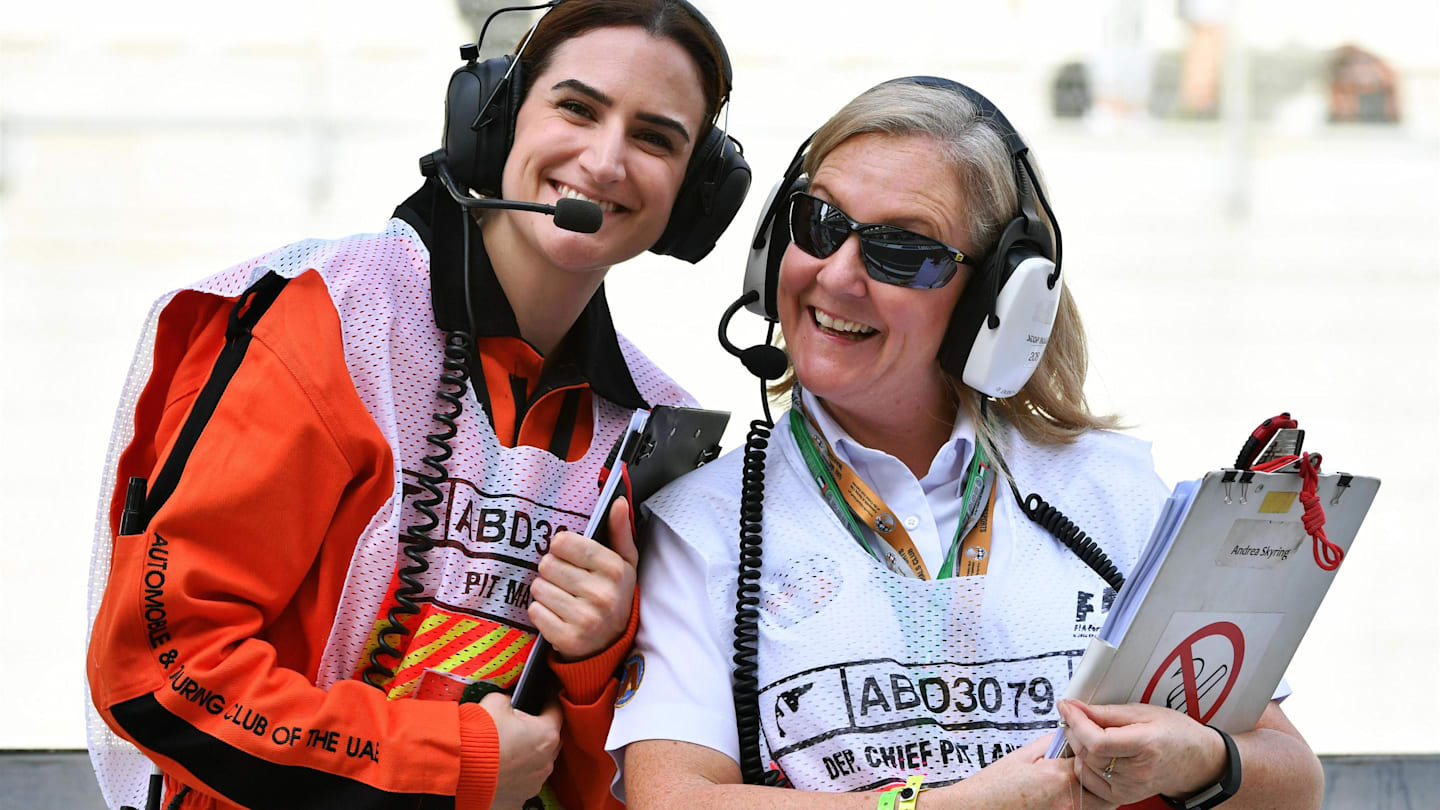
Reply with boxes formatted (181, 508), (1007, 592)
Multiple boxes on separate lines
(799, 387), (975, 497)
(393, 178), (649, 410)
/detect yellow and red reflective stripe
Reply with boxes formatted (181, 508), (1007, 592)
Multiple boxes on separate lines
(451, 628), (534, 685)
(379, 617), (535, 698)
(386, 615), (501, 689)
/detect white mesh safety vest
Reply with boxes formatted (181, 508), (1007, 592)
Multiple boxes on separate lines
(640, 409), (1166, 793)
(85, 218), (694, 809)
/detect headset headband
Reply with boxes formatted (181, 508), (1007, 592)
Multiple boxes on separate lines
(674, 0), (733, 104)
(500, 0), (732, 117)
(901, 76), (1027, 157)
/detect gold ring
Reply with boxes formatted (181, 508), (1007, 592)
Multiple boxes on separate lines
(1103, 756), (1117, 779)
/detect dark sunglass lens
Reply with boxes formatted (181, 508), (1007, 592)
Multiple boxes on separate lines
(788, 194), (819, 256)
(862, 229), (958, 289)
(812, 201), (851, 256)
(790, 194), (851, 258)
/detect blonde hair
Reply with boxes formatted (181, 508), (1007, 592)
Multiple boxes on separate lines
(773, 80), (1119, 464)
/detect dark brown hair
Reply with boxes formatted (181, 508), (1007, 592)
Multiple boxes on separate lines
(517, 0), (729, 138)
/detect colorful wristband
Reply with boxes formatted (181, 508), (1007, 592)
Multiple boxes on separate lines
(896, 775), (924, 810)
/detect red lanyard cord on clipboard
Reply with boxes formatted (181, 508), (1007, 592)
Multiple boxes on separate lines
(1297, 455), (1343, 570)
(1235, 413), (1345, 571)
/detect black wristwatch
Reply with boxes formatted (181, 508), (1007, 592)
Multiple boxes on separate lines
(1160, 725), (1242, 810)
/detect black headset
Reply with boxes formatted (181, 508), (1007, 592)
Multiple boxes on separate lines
(437, 0), (752, 264)
(734, 76), (1064, 397)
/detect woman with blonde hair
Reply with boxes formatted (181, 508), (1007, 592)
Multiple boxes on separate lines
(607, 77), (1324, 810)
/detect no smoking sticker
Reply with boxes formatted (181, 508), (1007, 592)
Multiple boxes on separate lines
(1140, 621), (1244, 723)
(1132, 612), (1283, 727)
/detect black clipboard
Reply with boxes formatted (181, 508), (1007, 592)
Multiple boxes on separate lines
(509, 405), (730, 714)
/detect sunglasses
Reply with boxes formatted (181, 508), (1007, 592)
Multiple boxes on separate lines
(787, 191), (976, 289)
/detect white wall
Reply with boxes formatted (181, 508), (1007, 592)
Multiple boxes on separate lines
(2, 0), (1436, 755)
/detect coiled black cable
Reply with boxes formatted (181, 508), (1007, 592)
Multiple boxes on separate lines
(362, 331), (474, 689)
(1012, 484), (1125, 593)
(731, 417), (784, 787)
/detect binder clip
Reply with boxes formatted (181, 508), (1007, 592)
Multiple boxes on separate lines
(1221, 469), (1259, 505)
(1237, 470), (1256, 504)
(1331, 473), (1353, 505)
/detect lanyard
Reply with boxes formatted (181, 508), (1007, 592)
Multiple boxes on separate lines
(938, 442), (995, 579)
(789, 388), (996, 580)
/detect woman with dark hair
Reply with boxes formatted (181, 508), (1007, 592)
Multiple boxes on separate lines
(608, 78), (1323, 810)
(85, 2), (746, 809)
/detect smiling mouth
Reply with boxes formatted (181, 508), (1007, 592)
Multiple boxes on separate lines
(811, 307), (877, 339)
(552, 182), (622, 213)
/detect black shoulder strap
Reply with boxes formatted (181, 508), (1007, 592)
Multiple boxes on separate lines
(142, 272), (291, 524)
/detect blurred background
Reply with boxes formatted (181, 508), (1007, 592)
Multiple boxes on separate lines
(2, 0), (1436, 803)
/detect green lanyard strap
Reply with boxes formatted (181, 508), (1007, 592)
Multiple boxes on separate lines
(788, 387), (996, 580)
(937, 444), (994, 579)
(788, 398), (889, 565)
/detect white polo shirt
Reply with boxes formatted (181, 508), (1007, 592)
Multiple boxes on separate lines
(801, 389), (984, 579)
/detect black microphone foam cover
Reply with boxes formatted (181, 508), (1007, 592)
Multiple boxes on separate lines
(553, 198), (604, 234)
(741, 345), (789, 381)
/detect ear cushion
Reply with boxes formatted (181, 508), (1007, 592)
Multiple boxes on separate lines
(651, 127), (752, 263)
(442, 55), (522, 199)
(957, 251), (1060, 398)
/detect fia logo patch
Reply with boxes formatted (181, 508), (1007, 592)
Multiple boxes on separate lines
(1073, 587), (1117, 638)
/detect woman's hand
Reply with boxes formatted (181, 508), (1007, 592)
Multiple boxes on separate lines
(1057, 699), (1227, 805)
(945, 733), (1119, 810)
(479, 691), (563, 810)
(528, 496), (638, 661)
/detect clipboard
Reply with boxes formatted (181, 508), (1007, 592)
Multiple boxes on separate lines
(1048, 465), (1380, 757)
(509, 405), (730, 714)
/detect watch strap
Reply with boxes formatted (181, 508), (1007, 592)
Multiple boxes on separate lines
(1160, 725), (1242, 809)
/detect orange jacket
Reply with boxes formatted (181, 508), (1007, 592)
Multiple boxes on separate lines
(89, 187), (658, 809)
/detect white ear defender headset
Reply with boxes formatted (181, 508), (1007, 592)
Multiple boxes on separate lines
(728, 76), (1064, 398)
